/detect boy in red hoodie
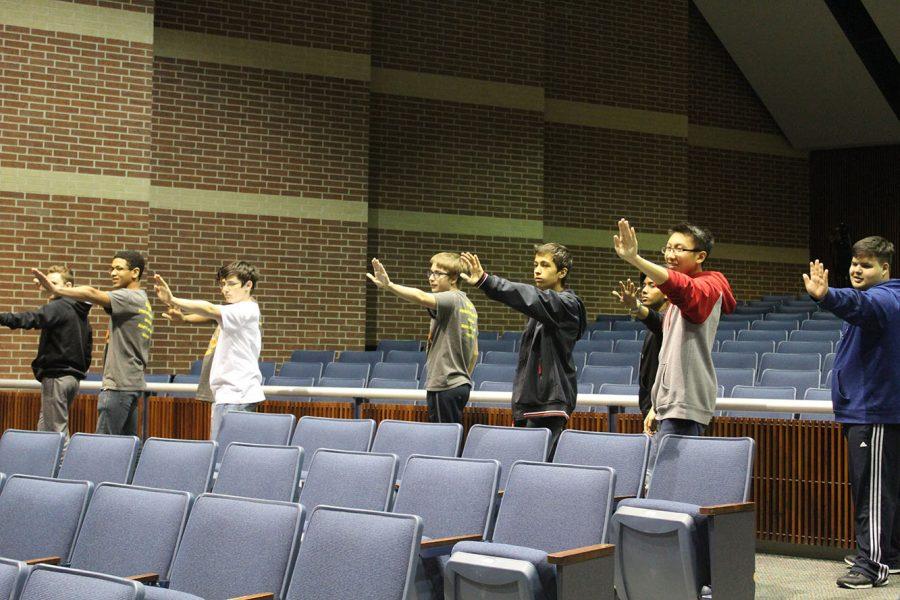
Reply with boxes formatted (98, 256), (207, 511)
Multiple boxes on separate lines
(614, 220), (736, 469)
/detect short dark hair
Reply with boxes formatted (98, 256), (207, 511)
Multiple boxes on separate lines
(852, 236), (894, 266)
(669, 222), (714, 256)
(113, 250), (146, 279)
(217, 260), (259, 292)
(534, 242), (573, 286)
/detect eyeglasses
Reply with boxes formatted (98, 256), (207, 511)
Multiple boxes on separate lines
(426, 270), (449, 279)
(661, 246), (700, 256)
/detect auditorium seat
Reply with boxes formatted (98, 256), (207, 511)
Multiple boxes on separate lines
(478, 331), (500, 341)
(258, 361), (277, 380)
(67, 483), (191, 582)
(277, 360), (322, 381)
(214, 411), (295, 466)
(19, 565), (142, 600)
(726, 385), (797, 419)
(366, 378), (419, 405)
(471, 364), (517, 388)
(291, 417), (375, 479)
(553, 430), (650, 500)
(213, 442), (303, 502)
(477, 339), (517, 353)
(714, 329), (736, 344)
(283, 506), (422, 600)
(142, 494), (303, 600)
(800, 388), (834, 420)
(614, 339), (645, 354)
(298, 449), (396, 520)
(189, 359), (203, 375)
(720, 339), (775, 357)
(0, 557), (27, 600)
(0, 429), (64, 478)
(776, 340), (832, 358)
(288, 349), (335, 364)
(476, 381), (514, 408)
(170, 374), (200, 398)
(800, 319), (843, 331)
(758, 369), (820, 395)
(714, 367), (756, 397)
(370, 420), (463, 482)
(750, 319), (798, 332)
(57, 433), (140, 486)
(336, 350), (383, 371)
(0, 475), (92, 565)
(580, 365), (634, 389)
(370, 361), (419, 381)
(322, 361), (371, 381)
(385, 350), (427, 374)
(611, 435), (755, 600)
(758, 352), (821, 377)
(574, 339), (613, 354)
(789, 329), (840, 345)
(711, 351), (757, 371)
(131, 438), (216, 496)
(591, 330), (637, 343)
(377, 339), (422, 353)
(482, 351), (518, 365)
(764, 312), (806, 322)
(445, 461), (616, 600)
(462, 425), (550, 491)
(737, 329), (788, 343)
(612, 321), (644, 332)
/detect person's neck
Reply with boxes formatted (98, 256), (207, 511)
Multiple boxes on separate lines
(125, 281), (141, 290)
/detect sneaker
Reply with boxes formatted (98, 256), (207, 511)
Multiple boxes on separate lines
(844, 554), (900, 574)
(836, 570), (888, 589)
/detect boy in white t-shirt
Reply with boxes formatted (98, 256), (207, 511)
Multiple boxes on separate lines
(154, 261), (264, 439)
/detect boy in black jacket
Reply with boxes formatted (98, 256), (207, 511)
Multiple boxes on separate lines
(461, 244), (587, 451)
(0, 266), (93, 438)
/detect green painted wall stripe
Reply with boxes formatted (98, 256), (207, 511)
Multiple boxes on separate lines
(1, 167), (149, 200)
(545, 99), (689, 138)
(371, 68), (545, 111)
(370, 209), (543, 239)
(154, 28), (371, 81)
(150, 186), (369, 222)
(0, 0), (153, 43)
(545, 225), (808, 264)
(689, 125), (808, 158)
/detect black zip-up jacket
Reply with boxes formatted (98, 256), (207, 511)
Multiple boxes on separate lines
(476, 274), (587, 421)
(638, 308), (664, 418)
(0, 297), (93, 381)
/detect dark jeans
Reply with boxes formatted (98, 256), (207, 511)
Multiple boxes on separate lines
(426, 384), (471, 424)
(515, 416), (568, 458)
(96, 389), (141, 436)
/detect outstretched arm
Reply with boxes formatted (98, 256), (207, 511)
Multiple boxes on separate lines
(32, 269), (111, 308)
(366, 258), (437, 309)
(154, 274), (221, 320)
(611, 278), (649, 320)
(806, 260), (892, 329)
(161, 307), (216, 325)
(612, 219), (669, 285)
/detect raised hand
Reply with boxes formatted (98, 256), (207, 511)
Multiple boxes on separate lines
(459, 252), (484, 285)
(31, 268), (56, 293)
(613, 218), (639, 262)
(153, 274), (174, 305)
(611, 278), (640, 310)
(366, 258), (391, 289)
(802, 260), (829, 300)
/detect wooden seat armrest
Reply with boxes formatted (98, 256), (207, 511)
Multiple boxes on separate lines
(126, 573), (159, 584)
(614, 495), (636, 502)
(230, 594), (274, 600)
(699, 501), (755, 515)
(547, 543), (615, 566)
(25, 557), (60, 566)
(420, 533), (482, 550)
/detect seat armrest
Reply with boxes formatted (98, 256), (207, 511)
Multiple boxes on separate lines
(230, 594), (274, 600)
(25, 557), (60, 566)
(420, 533), (482, 550)
(614, 495), (636, 502)
(126, 573), (159, 584)
(699, 501), (755, 515)
(547, 543), (614, 566)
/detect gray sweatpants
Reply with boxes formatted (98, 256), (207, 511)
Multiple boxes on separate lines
(38, 375), (79, 439)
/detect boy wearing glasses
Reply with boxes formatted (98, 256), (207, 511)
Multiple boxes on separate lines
(153, 261), (264, 439)
(613, 220), (735, 465)
(368, 253), (478, 424)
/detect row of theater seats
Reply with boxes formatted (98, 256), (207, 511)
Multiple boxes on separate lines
(0, 414), (757, 599)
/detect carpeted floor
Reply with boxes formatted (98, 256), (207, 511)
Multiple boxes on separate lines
(757, 554), (900, 599)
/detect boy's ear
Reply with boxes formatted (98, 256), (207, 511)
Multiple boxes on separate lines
(558, 267), (568, 281)
(695, 251), (707, 265)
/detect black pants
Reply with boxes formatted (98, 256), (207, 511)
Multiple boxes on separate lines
(844, 424), (900, 582)
(426, 384), (471, 424)
(515, 416), (567, 458)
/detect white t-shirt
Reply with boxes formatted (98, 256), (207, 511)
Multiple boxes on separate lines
(209, 300), (265, 405)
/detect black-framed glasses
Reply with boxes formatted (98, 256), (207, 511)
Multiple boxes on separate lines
(426, 270), (450, 279)
(661, 246), (700, 256)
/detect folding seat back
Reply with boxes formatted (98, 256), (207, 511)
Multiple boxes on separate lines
(765, 312), (806, 322)
(322, 361), (370, 380)
(285, 506), (422, 600)
(277, 361), (322, 381)
(758, 369), (820, 394)
(312, 377), (366, 403)
(580, 365), (634, 388)
(291, 417), (375, 466)
(213, 443), (303, 502)
(479, 381), (512, 392)
(720, 340), (774, 357)
(714, 367), (755, 397)
(68, 483), (191, 581)
(0, 475), (92, 564)
(553, 431), (650, 499)
(478, 331), (500, 341)
(800, 319), (843, 331)
(591, 330), (636, 342)
(131, 438), (216, 497)
(462, 425), (550, 490)
(299, 449), (397, 515)
(371, 420), (463, 481)
(727, 386), (797, 419)
(288, 350), (335, 364)
(823, 352), (836, 373)
(597, 383), (639, 414)
(0, 558), (27, 600)
(613, 339), (644, 354)
(711, 351), (756, 370)
(758, 352), (820, 376)
(477, 340), (516, 353)
(471, 364), (517, 388)
(776, 340), (832, 357)
(377, 339), (422, 353)
(789, 329), (840, 345)
(482, 351), (518, 365)
(0, 430), (64, 478)
(19, 565), (142, 600)
(367, 378), (419, 405)
(385, 350), (427, 371)
(736, 329), (787, 343)
(165, 494), (303, 600)
(215, 411), (295, 464)
(370, 361), (419, 381)
(750, 320), (797, 332)
(574, 339), (613, 354)
(648, 435), (753, 505)
(189, 359), (203, 375)
(57, 433), (140, 486)
(170, 374), (200, 398)
(336, 350), (383, 368)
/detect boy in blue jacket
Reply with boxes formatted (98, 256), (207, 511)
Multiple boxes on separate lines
(804, 236), (900, 589)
